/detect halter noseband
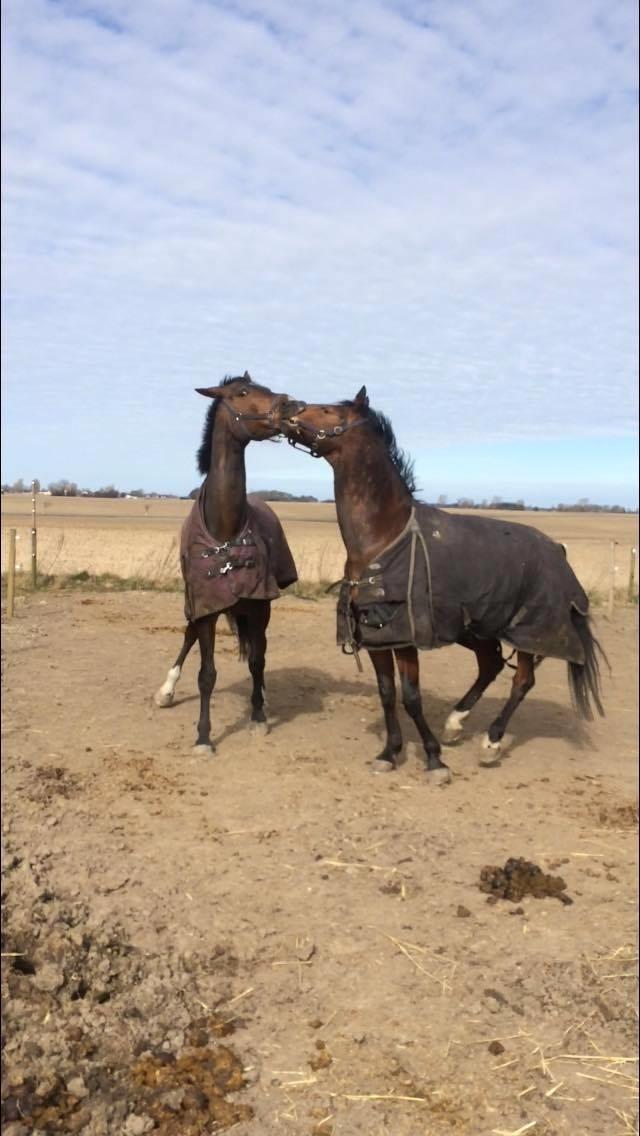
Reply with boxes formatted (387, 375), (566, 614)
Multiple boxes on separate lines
(219, 393), (284, 440)
(285, 408), (368, 457)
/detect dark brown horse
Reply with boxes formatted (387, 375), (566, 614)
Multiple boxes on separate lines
(155, 374), (301, 754)
(282, 387), (606, 782)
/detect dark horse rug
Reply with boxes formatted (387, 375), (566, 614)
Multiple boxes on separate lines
(337, 505), (590, 664)
(181, 490), (298, 622)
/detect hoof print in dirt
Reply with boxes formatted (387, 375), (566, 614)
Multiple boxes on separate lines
(479, 857), (573, 906)
(308, 1039), (332, 1071)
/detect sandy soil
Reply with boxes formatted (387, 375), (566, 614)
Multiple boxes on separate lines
(2, 496), (638, 596)
(1, 588), (637, 1136)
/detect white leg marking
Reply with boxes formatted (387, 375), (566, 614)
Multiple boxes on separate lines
(479, 732), (502, 766)
(443, 708), (469, 740)
(154, 665), (181, 708)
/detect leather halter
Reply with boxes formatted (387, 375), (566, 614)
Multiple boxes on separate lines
(285, 408), (368, 457)
(219, 392), (284, 440)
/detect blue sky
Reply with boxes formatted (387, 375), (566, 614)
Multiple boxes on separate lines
(1, 0), (638, 506)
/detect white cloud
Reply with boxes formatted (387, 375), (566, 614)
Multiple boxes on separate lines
(1, 0), (637, 493)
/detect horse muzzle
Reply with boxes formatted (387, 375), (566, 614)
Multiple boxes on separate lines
(281, 398), (307, 423)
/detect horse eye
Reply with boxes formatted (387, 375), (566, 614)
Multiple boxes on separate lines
(239, 389), (248, 397)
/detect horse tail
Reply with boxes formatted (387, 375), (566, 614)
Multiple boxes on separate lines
(226, 612), (250, 661)
(567, 610), (608, 720)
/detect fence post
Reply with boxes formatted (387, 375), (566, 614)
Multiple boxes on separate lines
(31, 479), (38, 588)
(7, 528), (16, 618)
(607, 540), (617, 617)
(629, 546), (637, 605)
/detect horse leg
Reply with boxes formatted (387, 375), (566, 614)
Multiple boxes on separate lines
(368, 649), (403, 772)
(443, 634), (504, 743)
(155, 621), (198, 707)
(481, 651), (536, 763)
(193, 615), (218, 756)
(247, 601), (271, 735)
(395, 647), (451, 784)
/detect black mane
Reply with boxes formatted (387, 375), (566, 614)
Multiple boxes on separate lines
(344, 402), (417, 496)
(197, 402), (219, 475)
(196, 374), (269, 474)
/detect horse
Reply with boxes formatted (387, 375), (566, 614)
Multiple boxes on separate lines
(155, 373), (302, 755)
(281, 386), (606, 783)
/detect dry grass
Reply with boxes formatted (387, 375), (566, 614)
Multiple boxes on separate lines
(1, 495), (638, 598)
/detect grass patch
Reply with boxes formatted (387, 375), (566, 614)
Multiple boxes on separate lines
(587, 587), (638, 608)
(286, 579), (338, 601)
(1, 573), (336, 601)
(3, 573), (635, 607)
(1, 571), (182, 595)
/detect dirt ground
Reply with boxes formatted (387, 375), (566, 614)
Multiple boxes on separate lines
(1, 590), (638, 1136)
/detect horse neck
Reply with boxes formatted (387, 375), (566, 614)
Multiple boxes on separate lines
(329, 433), (413, 575)
(202, 411), (248, 541)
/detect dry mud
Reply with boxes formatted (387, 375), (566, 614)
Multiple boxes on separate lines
(1, 591), (638, 1135)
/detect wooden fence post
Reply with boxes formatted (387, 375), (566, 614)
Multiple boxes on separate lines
(31, 480), (38, 588)
(629, 546), (637, 605)
(607, 540), (617, 617)
(7, 528), (16, 618)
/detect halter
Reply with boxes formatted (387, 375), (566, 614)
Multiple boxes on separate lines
(285, 407), (368, 457)
(219, 392), (285, 440)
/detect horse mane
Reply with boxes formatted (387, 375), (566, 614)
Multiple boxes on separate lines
(197, 402), (220, 474)
(343, 401), (417, 496)
(196, 374), (269, 474)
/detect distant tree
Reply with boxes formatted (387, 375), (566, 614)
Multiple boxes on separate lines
(48, 479), (78, 496)
(93, 485), (120, 498)
(128, 488), (145, 498)
(251, 490), (319, 502)
(437, 493), (448, 506)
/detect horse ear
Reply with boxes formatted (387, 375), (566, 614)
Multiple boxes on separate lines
(242, 371), (252, 381)
(195, 386), (223, 398)
(354, 385), (369, 408)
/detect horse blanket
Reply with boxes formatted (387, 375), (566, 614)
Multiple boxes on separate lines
(181, 490), (298, 622)
(337, 505), (589, 664)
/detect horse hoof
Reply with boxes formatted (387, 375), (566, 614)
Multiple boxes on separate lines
(192, 744), (215, 758)
(442, 710), (468, 744)
(426, 765), (452, 785)
(479, 733), (501, 766)
(372, 758), (396, 774)
(154, 690), (174, 708)
(442, 732), (462, 747)
(250, 721), (269, 737)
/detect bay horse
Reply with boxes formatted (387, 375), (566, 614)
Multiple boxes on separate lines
(282, 387), (606, 782)
(155, 374), (301, 755)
